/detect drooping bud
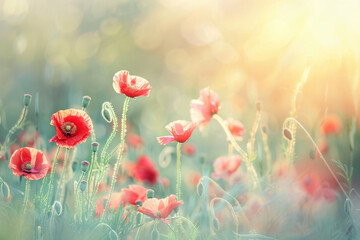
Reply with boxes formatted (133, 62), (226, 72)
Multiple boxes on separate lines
(173, 206), (179, 213)
(283, 128), (292, 141)
(261, 125), (268, 134)
(102, 107), (112, 123)
(82, 96), (91, 109)
(197, 182), (204, 196)
(81, 161), (90, 172)
(309, 148), (316, 159)
(199, 154), (206, 165)
(72, 161), (78, 172)
(52, 201), (62, 216)
(23, 94), (32, 107)
(80, 180), (87, 192)
(92, 142), (99, 152)
(147, 189), (154, 199)
(135, 200), (142, 206)
(213, 218), (220, 231)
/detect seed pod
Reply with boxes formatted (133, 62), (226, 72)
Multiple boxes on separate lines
(92, 142), (99, 152)
(72, 161), (78, 172)
(81, 161), (90, 172)
(173, 206), (179, 213)
(147, 189), (154, 199)
(82, 96), (91, 109)
(80, 180), (87, 192)
(283, 128), (292, 141)
(197, 182), (204, 196)
(23, 94), (32, 107)
(135, 200), (142, 206)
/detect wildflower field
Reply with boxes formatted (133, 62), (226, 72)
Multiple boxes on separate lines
(1, 0), (360, 239)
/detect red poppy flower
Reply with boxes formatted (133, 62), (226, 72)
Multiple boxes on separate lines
(19, 127), (39, 148)
(127, 133), (144, 149)
(8, 147), (48, 180)
(122, 185), (148, 205)
(320, 115), (342, 135)
(300, 172), (321, 196)
(137, 195), (183, 223)
(132, 155), (159, 185)
(95, 192), (126, 218)
(113, 70), (151, 98)
(225, 118), (245, 141)
(157, 120), (197, 145)
(49, 109), (93, 149)
(182, 143), (196, 156)
(211, 155), (242, 180)
(190, 88), (220, 131)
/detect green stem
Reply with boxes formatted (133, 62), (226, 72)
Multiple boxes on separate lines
(44, 147), (61, 211)
(176, 142), (182, 200)
(23, 179), (31, 214)
(57, 148), (70, 200)
(103, 97), (130, 219)
(86, 151), (96, 210)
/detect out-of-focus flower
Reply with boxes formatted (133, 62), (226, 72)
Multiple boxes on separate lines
(157, 120), (196, 145)
(182, 143), (196, 156)
(122, 185), (148, 205)
(49, 109), (93, 149)
(211, 155), (242, 180)
(130, 155), (159, 185)
(113, 70), (151, 98)
(190, 88), (220, 131)
(160, 177), (170, 188)
(9, 147), (48, 180)
(137, 195), (183, 223)
(127, 133), (144, 149)
(300, 172), (321, 196)
(225, 118), (245, 141)
(320, 115), (342, 135)
(95, 192), (126, 218)
(185, 171), (202, 188)
(19, 127), (39, 147)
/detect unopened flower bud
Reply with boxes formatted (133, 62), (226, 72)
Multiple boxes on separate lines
(151, 228), (159, 240)
(147, 189), (154, 199)
(261, 125), (268, 134)
(197, 182), (204, 196)
(309, 148), (316, 159)
(92, 142), (99, 152)
(283, 128), (292, 141)
(72, 161), (78, 172)
(135, 200), (142, 206)
(80, 180), (87, 192)
(52, 201), (62, 216)
(174, 206), (179, 213)
(82, 96), (91, 109)
(23, 94), (32, 107)
(81, 161), (90, 172)
(199, 154), (206, 165)
(102, 108), (112, 123)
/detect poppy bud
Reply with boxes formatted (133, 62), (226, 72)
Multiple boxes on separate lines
(261, 125), (268, 134)
(213, 218), (220, 231)
(80, 180), (87, 192)
(135, 200), (142, 206)
(72, 161), (78, 172)
(109, 231), (117, 240)
(173, 206), (179, 213)
(151, 228), (159, 240)
(283, 128), (292, 141)
(344, 198), (352, 215)
(147, 189), (154, 199)
(256, 101), (262, 111)
(52, 201), (62, 216)
(81, 161), (90, 172)
(92, 142), (99, 152)
(102, 107), (112, 123)
(5, 152), (9, 161)
(309, 148), (316, 159)
(82, 96), (91, 109)
(199, 154), (206, 165)
(197, 182), (204, 196)
(23, 94), (32, 107)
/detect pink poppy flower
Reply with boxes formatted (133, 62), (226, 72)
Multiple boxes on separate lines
(157, 120), (196, 145)
(137, 195), (183, 223)
(122, 185), (148, 205)
(225, 118), (245, 141)
(113, 70), (151, 98)
(190, 88), (220, 131)
(95, 192), (126, 218)
(211, 155), (242, 180)
(9, 147), (48, 180)
(320, 115), (342, 135)
(127, 133), (144, 149)
(182, 143), (196, 156)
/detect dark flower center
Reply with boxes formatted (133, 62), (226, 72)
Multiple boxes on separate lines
(61, 122), (77, 136)
(21, 161), (38, 173)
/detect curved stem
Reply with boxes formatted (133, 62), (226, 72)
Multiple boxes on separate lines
(283, 117), (350, 201)
(103, 97), (130, 219)
(176, 143), (182, 200)
(23, 179), (31, 214)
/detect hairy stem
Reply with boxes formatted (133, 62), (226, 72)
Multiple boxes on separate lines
(23, 179), (31, 214)
(176, 142), (182, 200)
